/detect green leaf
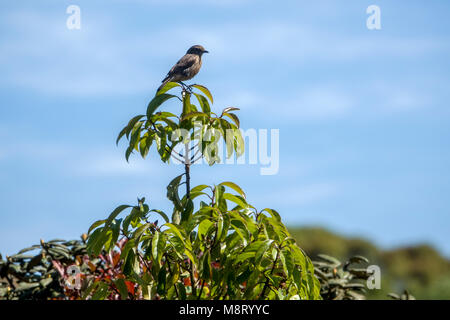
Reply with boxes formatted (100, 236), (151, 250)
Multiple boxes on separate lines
(182, 92), (192, 116)
(17, 245), (41, 254)
(388, 293), (400, 300)
(192, 84), (213, 104)
(223, 193), (247, 209)
(150, 209), (169, 223)
(155, 126), (168, 159)
(219, 181), (246, 199)
(157, 267), (167, 295)
(152, 111), (178, 119)
(39, 277), (53, 288)
(261, 208), (282, 222)
(115, 278), (129, 300)
(198, 219), (214, 241)
(280, 249), (294, 277)
(88, 219), (106, 235)
(92, 281), (110, 300)
(139, 134), (153, 158)
(347, 255), (369, 265)
(221, 107), (240, 115)
(105, 219), (122, 252)
(157, 81), (180, 95)
(129, 121), (143, 150)
(164, 223), (186, 246)
(236, 251), (256, 264)
(180, 111), (208, 122)
(151, 231), (165, 264)
(222, 112), (240, 127)
(87, 228), (109, 256)
(255, 239), (274, 265)
(151, 231), (159, 262)
(147, 94), (177, 118)
(172, 210), (181, 225)
(181, 199), (194, 223)
(230, 219), (249, 245)
(15, 282), (40, 292)
(234, 129), (245, 157)
(177, 283), (187, 300)
(317, 254), (341, 267)
(166, 174), (183, 211)
(105, 205), (131, 228)
(132, 223), (151, 241)
(123, 248), (140, 276)
(191, 184), (210, 193)
(214, 185), (226, 212)
(116, 125), (128, 146)
(26, 253), (43, 271)
(117, 115), (145, 145)
(200, 251), (212, 280)
(193, 93), (211, 113)
(125, 145), (134, 162)
(217, 214), (224, 241)
(120, 239), (136, 261)
(122, 207), (142, 236)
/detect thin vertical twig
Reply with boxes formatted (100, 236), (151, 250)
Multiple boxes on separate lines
(184, 131), (191, 200)
(165, 253), (179, 299)
(259, 249), (280, 300)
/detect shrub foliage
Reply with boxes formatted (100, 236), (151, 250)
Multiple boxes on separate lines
(1, 82), (322, 300)
(83, 83), (320, 300)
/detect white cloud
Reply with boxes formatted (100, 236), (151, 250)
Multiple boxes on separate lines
(1, 6), (448, 98)
(0, 139), (165, 177)
(238, 78), (444, 122)
(0, 10), (158, 96)
(187, 22), (449, 63)
(75, 154), (158, 177)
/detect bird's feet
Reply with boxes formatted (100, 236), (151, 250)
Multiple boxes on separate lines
(180, 82), (194, 94)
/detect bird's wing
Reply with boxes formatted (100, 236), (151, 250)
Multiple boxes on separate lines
(168, 54), (197, 77)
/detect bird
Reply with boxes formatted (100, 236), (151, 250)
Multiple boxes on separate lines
(158, 45), (209, 92)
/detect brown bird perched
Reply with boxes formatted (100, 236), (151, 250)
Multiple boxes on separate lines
(158, 45), (209, 92)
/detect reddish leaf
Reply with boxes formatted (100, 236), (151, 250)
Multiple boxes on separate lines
(125, 281), (135, 295)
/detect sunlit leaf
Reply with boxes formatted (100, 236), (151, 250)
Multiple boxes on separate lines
(255, 240), (274, 265)
(156, 81), (180, 95)
(219, 181), (246, 199)
(192, 84), (213, 104)
(87, 219), (106, 235)
(193, 92), (211, 113)
(147, 94), (177, 118)
(115, 278), (129, 300)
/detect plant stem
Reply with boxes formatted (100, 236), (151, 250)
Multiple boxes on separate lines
(165, 253), (179, 299)
(189, 260), (197, 298)
(184, 143), (191, 200)
(259, 249), (280, 300)
(198, 280), (205, 300)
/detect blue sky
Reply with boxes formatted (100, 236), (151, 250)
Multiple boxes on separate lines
(1, 0), (450, 256)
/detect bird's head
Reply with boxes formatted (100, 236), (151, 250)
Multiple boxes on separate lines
(187, 45), (209, 56)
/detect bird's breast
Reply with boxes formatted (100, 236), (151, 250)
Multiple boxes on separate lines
(186, 57), (201, 79)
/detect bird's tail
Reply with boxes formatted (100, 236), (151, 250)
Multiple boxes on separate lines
(157, 77), (171, 93)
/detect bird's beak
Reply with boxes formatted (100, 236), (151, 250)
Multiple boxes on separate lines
(203, 50), (209, 53)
